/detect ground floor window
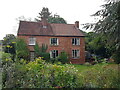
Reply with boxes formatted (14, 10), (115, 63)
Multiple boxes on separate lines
(30, 52), (35, 61)
(50, 50), (58, 58)
(72, 50), (80, 58)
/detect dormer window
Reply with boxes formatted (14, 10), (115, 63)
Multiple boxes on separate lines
(43, 25), (47, 28)
(29, 37), (36, 45)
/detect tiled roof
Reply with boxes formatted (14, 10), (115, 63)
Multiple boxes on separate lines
(17, 20), (85, 37)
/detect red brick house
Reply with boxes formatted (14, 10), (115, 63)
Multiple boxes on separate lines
(17, 18), (85, 64)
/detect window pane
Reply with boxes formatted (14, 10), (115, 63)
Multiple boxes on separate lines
(72, 50), (80, 58)
(50, 38), (58, 45)
(29, 37), (36, 45)
(50, 50), (58, 58)
(72, 38), (80, 45)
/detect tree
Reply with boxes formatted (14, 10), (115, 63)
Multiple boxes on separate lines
(58, 51), (68, 64)
(85, 32), (112, 59)
(34, 43), (50, 61)
(15, 38), (29, 60)
(84, 1), (120, 63)
(35, 7), (67, 24)
(48, 15), (67, 24)
(2, 34), (16, 59)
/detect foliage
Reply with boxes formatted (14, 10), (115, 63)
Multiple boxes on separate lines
(48, 15), (67, 24)
(85, 32), (112, 59)
(34, 43), (41, 57)
(1, 52), (12, 65)
(2, 34), (16, 57)
(58, 51), (69, 64)
(81, 64), (120, 88)
(2, 56), (120, 88)
(38, 7), (51, 19)
(2, 57), (78, 88)
(35, 7), (67, 24)
(40, 44), (48, 53)
(34, 43), (50, 61)
(84, 1), (120, 63)
(15, 38), (29, 60)
(112, 51), (120, 64)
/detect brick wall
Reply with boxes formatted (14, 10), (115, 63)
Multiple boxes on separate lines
(18, 35), (85, 64)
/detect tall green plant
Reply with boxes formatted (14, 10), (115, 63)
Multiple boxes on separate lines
(34, 43), (41, 57)
(58, 51), (68, 64)
(34, 43), (50, 61)
(40, 44), (48, 53)
(15, 38), (29, 60)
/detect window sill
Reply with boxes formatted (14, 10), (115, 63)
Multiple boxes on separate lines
(72, 57), (80, 59)
(28, 44), (35, 46)
(73, 45), (80, 46)
(50, 45), (59, 46)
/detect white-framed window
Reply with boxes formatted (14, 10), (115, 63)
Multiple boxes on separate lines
(43, 25), (47, 28)
(72, 50), (80, 58)
(29, 37), (36, 45)
(50, 50), (58, 58)
(30, 52), (35, 61)
(50, 38), (59, 45)
(72, 38), (80, 45)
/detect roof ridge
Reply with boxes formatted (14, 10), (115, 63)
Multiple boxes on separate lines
(20, 20), (42, 24)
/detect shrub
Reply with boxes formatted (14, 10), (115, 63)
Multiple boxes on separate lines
(15, 38), (29, 60)
(1, 52), (13, 65)
(81, 64), (120, 88)
(34, 43), (50, 62)
(2, 57), (119, 88)
(112, 51), (120, 64)
(84, 62), (91, 66)
(58, 51), (68, 64)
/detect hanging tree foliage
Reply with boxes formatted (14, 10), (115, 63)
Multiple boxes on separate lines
(83, 0), (120, 63)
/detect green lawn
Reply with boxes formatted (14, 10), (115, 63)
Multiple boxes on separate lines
(68, 63), (119, 73)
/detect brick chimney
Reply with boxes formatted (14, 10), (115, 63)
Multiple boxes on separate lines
(75, 21), (79, 29)
(41, 17), (48, 28)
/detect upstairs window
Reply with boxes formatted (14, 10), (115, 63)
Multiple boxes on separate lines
(50, 38), (59, 45)
(72, 38), (80, 45)
(29, 37), (36, 45)
(50, 50), (58, 58)
(43, 25), (47, 28)
(72, 50), (80, 58)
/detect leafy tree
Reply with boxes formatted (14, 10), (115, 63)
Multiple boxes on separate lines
(48, 15), (67, 24)
(2, 34), (16, 59)
(34, 43), (41, 57)
(35, 7), (67, 24)
(84, 1), (120, 63)
(85, 32), (112, 59)
(58, 51), (68, 64)
(15, 38), (29, 60)
(34, 43), (50, 61)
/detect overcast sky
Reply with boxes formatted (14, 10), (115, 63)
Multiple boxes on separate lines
(0, 0), (105, 40)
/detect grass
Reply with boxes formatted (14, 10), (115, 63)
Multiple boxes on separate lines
(68, 63), (119, 73)
(69, 64), (92, 72)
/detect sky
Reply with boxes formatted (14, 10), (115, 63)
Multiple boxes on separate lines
(0, 0), (105, 40)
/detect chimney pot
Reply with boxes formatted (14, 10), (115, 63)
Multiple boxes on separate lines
(75, 21), (79, 29)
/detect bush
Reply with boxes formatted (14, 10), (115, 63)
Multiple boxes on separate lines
(34, 43), (50, 62)
(58, 51), (68, 64)
(112, 51), (120, 64)
(81, 64), (120, 88)
(2, 57), (120, 88)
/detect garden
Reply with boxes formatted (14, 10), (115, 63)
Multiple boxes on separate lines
(1, 52), (120, 88)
